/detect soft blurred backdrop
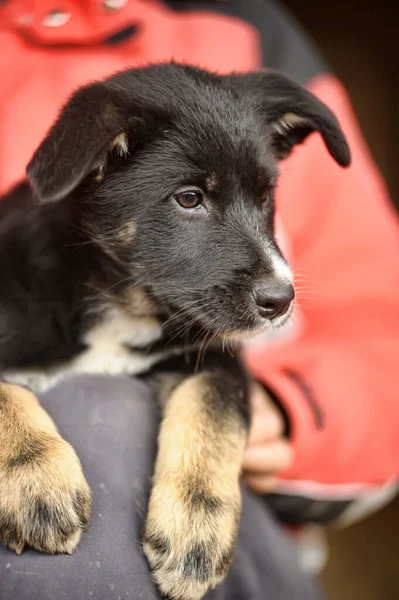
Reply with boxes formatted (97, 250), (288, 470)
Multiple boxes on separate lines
(284, 1), (399, 597)
(285, 0), (398, 209)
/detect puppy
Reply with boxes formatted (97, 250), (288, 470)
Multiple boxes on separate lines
(0, 63), (350, 600)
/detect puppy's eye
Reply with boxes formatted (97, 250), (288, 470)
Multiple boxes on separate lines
(174, 190), (203, 209)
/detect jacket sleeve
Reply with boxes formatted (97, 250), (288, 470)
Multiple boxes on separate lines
(244, 75), (399, 499)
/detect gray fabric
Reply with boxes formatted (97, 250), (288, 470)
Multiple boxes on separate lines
(0, 375), (323, 599)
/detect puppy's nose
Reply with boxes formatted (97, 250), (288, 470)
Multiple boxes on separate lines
(253, 282), (295, 320)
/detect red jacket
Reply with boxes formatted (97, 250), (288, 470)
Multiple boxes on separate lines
(1, 0), (398, 524)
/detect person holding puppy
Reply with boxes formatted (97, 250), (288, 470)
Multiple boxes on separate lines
(0, 1), (398, 599)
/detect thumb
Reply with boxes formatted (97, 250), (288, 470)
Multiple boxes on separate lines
(247, 383), (285, 446)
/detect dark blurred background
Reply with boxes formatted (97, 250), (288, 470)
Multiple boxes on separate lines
(283, 1), (399, 597)
(285, 0), (398, 209)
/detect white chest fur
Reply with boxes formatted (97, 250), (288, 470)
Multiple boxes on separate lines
(3, 306), (163, 394)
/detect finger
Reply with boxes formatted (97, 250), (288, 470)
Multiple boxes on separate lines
(248, 384), (284, 444)
(243, 440), (293, 473)
(244, 474), (280, 494)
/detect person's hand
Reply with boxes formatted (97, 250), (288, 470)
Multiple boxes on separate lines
(242, 382), (294, 493)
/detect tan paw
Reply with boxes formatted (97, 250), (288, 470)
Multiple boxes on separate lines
(143, 479), (240, 600)
(0, 384), (91, 554)
(0, 435), (91, 554)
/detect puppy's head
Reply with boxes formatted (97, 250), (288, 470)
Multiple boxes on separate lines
(27, 63), (350, 338)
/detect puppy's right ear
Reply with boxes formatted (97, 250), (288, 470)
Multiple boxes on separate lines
(225, 70), (350, 168)
(27, 82), (142, 203)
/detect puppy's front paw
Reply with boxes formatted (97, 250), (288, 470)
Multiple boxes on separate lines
(0, 434), (91, 555)
(143, 480), (240, 600)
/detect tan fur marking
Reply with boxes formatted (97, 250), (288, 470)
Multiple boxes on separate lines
(144, 375), (246, 600)
(95, 165), (105, 182)
(0, 383), (91, 555)
(116, 221), (137, 244)
(118, 287), (158, 317)
(273, 112), (309, 136)
(111, 132), (129, 156)
(92, 131), (128, 184)
(205, 173), (218, 192)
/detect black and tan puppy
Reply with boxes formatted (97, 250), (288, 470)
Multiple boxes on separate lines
(0, 63), (350, 599)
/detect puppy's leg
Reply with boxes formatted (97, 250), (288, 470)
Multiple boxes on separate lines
(0, 383), (91, 554)
(143, 370), (249, 600)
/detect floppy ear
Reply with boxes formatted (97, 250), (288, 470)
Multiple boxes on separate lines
(225, 70), (351, 167)
(27, 82), (146, 203)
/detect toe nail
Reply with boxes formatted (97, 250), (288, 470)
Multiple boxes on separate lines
(15, 543), (24, 555)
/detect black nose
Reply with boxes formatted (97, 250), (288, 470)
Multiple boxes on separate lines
(253, 282), (295, 320)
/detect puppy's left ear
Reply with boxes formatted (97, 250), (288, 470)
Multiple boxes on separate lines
(27, 81), (148, 203)
(225, 70), (351, 167)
